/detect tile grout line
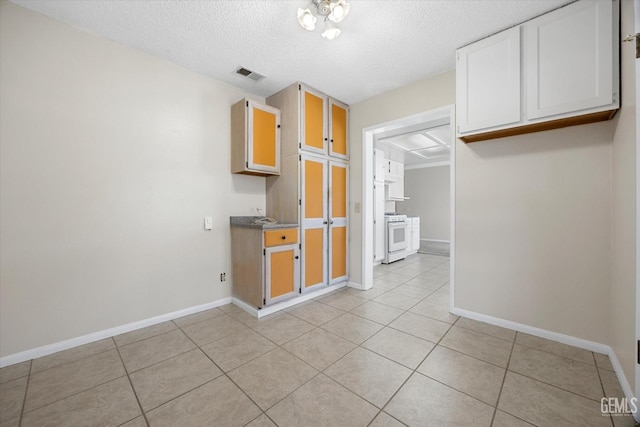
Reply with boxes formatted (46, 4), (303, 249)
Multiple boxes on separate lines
(489, 330), (518, 426)
(592, 352), (616, 427)
(112, 337), (150, 427)
(17, 359), (32, 427)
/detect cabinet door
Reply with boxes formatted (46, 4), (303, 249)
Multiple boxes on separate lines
(301, 155), (328, 290)
(329, 161), (348, 284)
(248, 101), (280, 173)
(300, 86), (328, 155)
(265, 244), (299, 305)
(456, 26), (521, 134)
(525, 0), (613, 120)
(329, 98), (348, 159)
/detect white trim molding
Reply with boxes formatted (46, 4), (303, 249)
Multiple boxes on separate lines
(0, 297), (232, 368)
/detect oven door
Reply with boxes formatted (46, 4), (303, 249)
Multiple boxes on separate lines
(387, 221), (408, 253)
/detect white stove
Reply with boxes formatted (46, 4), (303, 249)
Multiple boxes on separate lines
(383, 214), (409, 263)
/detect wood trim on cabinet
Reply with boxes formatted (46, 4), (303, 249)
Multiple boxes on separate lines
(460, 109), (618, 143)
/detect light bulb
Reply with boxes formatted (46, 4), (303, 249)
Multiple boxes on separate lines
(321, 21), (341, 40)
(297, 8), (316, 31)
(328, 0), (350, 23)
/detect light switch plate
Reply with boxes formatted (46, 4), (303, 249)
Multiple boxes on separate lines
(204, 217), (213, 230)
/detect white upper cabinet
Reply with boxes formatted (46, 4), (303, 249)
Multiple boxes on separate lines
(456, 26), (521, 134)
(456, 0), (619, 142)
(525, 0), (614, 120)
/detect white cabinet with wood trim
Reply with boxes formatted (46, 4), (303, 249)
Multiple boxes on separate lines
(266, 82), (349, 292)
(230, 218), (299, 308)
(456, 0), (619, 142)
(231, 99), (281, 175)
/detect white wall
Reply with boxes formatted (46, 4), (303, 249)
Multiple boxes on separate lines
(0, 2), (265, 357)
(609, 0), (636, 393)
(397, 166), (450, 241)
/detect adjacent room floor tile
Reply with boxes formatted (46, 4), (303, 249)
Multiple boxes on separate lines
(343, 287), (388, 300)
(114, 322), (177, 347)
(120, 417), (148, 427)
(282, 328), (356, 371)
(385, 373), (494, 426)
(515, 332), (594, 365)
(324, 347), (412, 408)
(439, 326), (512, 367)
(25, 349), (125, 412)
(509, 344), (602, 401)
(417, 345), (505, 405)
(118, 329), (195, 373)
(599, 368), (627, 399)
(22, 377), (140, 427)
(388, 312), (450, 343)
(321, 313), (383, 344)
(31, 338), (115, 374)
(0, 376), (27, 425)
(391, 284), (437, 299)
(350, 301), (405, 325)
(200, 328), (276, 372)
(266, 374), (378, 427)
(454, 317), (516, 342)
(498, 372), (611, 427)
(129, 349), (222, 412)
(228, 348), (317, 410)
(180, 314), (247, 346)
(286, 301), (345, 326)
(252, 313), (315, 345)
(362, 327), (434, 369)
(145, 376), (261, 427)
(0, 360), (30, 384)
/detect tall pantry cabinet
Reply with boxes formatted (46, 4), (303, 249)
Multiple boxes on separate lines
(266, 83), (349, 292)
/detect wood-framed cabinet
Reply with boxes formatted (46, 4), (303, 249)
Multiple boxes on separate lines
(299, 84), (349, 159)
(230, 223), (299, 308)
(456, 0), (619, 142)
(231, 99), (281, 175)
(266, 82), (349, 292)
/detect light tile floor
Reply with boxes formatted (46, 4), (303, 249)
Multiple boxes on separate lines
(1, 254), (637, 426)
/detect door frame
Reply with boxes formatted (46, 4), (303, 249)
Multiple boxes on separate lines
(361, 105), (456, 303)
(635, 0), (640, 412)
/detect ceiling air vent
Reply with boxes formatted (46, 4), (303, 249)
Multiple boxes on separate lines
(234, 66), (265, 83)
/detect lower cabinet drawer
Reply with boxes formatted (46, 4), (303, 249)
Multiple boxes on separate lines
(264, 228), (298, 247)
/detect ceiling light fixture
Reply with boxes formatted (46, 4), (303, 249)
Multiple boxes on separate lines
(297, 0), (350, 39)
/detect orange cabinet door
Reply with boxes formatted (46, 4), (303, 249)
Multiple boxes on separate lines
(300, 86), (327, 155)
(329, 99), (348, 159)
(248, 101), (280, 173)
(265, 244), (299, 304)
(329, 160), (348, 283)
(300, 154), (328, 290)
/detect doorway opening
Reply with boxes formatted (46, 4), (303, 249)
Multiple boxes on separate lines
(361, 105), (455, 310)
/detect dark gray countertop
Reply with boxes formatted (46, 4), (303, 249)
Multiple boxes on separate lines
(230, 216), (298, 230)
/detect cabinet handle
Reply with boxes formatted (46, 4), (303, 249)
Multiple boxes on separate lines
(330, 220), (334, 225)
(295, 256), (299, 260)
(324, 137), (328, 141)
(323, 221), (328, 224)
(330, 139), (334, 143)
(281, 235), (286, 240)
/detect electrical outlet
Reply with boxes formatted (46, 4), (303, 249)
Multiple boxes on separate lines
(220, 273), (226, 282)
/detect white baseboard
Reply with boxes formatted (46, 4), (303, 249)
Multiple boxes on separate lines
(421, 239), (450, 243)
(233, 281), (348, 318)
(0, 297), (232, 368)
(347, 281), (370, 291)
(452, 306), (637, 420)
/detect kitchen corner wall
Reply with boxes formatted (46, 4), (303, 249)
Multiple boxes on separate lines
(0, 2), (265, 357)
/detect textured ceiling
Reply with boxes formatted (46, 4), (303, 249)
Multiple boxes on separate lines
(10, 0), (573, 105)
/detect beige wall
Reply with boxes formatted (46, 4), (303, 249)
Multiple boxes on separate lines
(0, 3), (266, 357)
(349, 71), (456, 285)
(609, 0), (636, 393)
(397, 166), (450, 241)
